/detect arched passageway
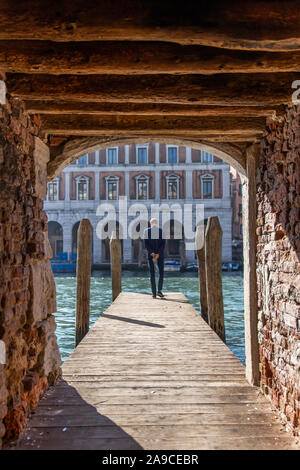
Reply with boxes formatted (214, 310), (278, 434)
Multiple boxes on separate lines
(48, 221), (63, 258)
(101, 221), (123, 262)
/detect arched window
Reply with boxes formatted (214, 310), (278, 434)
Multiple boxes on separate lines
(75, 175), (89, 200)
(166, 174), (180, 199)
(47, 177), (59, 201)
(48, 221), (63, 258)
(135, 174), (149, 200)
(105, 175), (120, 200)
(201, 173), (214, 199)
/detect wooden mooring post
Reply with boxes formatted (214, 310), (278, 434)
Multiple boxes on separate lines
(205, 216), (226, 342)
(110, 231), (122, 301)
(75, 219), (93, 347)
(195, 224), (208, 323)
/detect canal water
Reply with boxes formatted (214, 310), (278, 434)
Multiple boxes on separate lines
(54, 271), (245, 365)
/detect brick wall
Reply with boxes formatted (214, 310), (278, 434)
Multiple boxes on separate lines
(256, 104), (300, 436)
(0, 94), (61, 447)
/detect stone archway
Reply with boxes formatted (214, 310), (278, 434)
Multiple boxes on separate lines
(45, 136), (259, 386)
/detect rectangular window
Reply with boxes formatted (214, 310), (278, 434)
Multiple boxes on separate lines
(77, 155), (88, 165)
(202, 179), (213, 199)
(202, 151), (212, 163)
(108, 182), (117, 200)
(168, 180), (178, 199)
(168, 147), (177, 163)
(239, 184), (242, 196)
(137, 180), (148, 200)
(48, 181), (58, 200)
(78, 181), (88, 200)
(239, 203), (242, 216)
(108, 148), (117, 165)
(137, 147), (147, 164)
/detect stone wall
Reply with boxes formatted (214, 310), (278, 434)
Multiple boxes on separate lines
(257, 104), (300, 436)
(0, 89), (61, 448)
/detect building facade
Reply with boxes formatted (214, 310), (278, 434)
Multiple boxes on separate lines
(45, 143), (232, 265)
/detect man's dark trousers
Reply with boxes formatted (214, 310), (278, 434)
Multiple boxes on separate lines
(148, 256), (164, 297)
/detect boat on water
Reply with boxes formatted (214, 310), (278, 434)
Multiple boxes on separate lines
(51, 252), (76, 273)
(184, 262), (198, 272)
(164, 260), (181, 272)
(221, 262), (240, 271)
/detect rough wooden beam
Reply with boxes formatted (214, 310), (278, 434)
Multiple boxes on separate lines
(0, 1), (300, 51)
(2, 41), (300, 75)
(24, 100), (283, 118)
(7, 73), (299, 105)
(40, 114), (266, 136)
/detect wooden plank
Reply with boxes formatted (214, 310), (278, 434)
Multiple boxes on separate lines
(38, 114), (266, 137)
(24, 101), (284, 117)
(0, 1), (300, 51)
(6, 72), (298, 105)
(2, 41), (300, 75)
(13, 292), (299, 450)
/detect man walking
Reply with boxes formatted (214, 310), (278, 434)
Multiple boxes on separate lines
(143, 218), (166, 299)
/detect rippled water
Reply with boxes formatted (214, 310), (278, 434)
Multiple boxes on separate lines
(54, 271), (245, 364)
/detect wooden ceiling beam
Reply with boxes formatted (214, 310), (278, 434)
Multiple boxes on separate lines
(1, 41), (300, 75)
(7, 73), (298, 106)
(0, 1), (299, 51)
(24, 100), (284, 118)
(40, 114), (266, 136)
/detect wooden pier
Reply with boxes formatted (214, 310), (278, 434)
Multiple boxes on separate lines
(13, 293), (299, 450)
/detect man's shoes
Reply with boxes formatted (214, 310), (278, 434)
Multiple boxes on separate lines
(157, 292), (165, 298)
(152, 294), (156, 298)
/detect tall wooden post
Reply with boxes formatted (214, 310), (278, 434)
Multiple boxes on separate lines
(138, 238), (144, 268)
(205, 216), (225, 342)
(110, 231), (122, 301)
(75, 219), (92, 347)
(179, 239), (186, 270)
(195, 224), (208, 323)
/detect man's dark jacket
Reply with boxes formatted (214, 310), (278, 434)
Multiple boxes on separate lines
(143, 226), (166, 259)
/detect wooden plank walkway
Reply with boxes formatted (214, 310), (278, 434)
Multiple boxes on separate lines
(13, 293), (299, 450)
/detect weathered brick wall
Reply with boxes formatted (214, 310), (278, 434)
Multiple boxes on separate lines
(256, 104), (300, 436)
(0, 91), (61, 448)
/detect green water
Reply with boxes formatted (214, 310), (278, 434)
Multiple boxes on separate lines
(54, 271), (245, 364)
